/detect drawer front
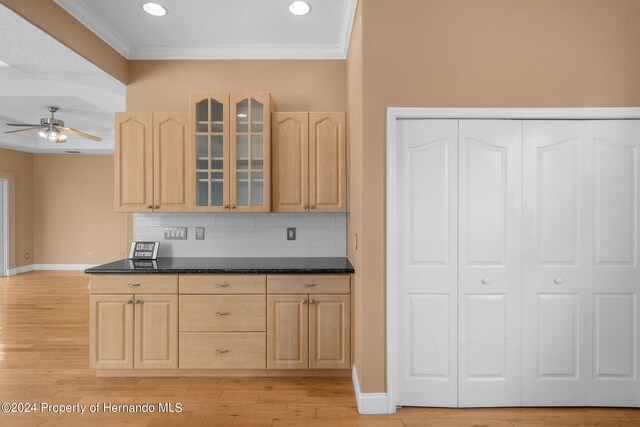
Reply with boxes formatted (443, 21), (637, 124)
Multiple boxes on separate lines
(179, 275), (266, 294)
(179, 332), (266, 369)
(179, 295), (266, 332)
(267, 275), (350, 294)
(90, 275), (178, 294)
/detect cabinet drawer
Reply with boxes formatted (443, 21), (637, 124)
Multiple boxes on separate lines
(90, 275), (178, 294)
(179, 295), (266, 332)
(179, 332), (266, 369)
(267, 275), (350, 294)
(179, 275), (266, 294)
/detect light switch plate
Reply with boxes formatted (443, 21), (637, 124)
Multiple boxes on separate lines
(287, 227), (296, 241)
(195, 227), (205, 240)
(164, 227), (188, 240)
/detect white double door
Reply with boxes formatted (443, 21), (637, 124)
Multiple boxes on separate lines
(394, 119), (640, 408)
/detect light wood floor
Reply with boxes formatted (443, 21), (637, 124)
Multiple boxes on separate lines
(0, 271), (638, 426)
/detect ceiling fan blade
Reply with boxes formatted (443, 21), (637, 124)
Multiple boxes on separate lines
(6, 123), (41, 127)
(3, 127), (41, 134)
(59, 126), (102, 142)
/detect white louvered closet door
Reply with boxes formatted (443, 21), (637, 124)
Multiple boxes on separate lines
(458, 120), (522, 407)
(395, 119), (459, 407)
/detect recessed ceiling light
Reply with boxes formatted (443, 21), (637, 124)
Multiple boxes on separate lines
(289, 1), (311, 16)
(0, 60), (9, 67)
(141, 2), (167, 17)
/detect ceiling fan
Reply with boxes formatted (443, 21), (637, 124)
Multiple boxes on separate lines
(3, 105), (101, 143)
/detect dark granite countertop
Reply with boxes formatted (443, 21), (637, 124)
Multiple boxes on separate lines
(85, 257), (355, 275)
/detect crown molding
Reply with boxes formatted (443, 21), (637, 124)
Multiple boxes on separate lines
(54, 0), (131, 57)
(54, 0), (358, 60)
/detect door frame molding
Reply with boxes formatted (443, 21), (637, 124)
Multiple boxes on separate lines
(386, 107), (640, 414)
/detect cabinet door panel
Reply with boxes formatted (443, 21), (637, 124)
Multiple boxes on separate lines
(134, 294), (178, 369)
(90, 294), (134, 369)
(267, 295), (308, 369)
(272, 112), (309, 212)
(154, 112), (189, 212)
(114, 113), (153, 212)
(309, 112), (346, 212)
(190, 93), (231, 212)
(309, 295), (350, 369)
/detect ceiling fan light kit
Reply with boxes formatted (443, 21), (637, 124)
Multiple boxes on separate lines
(3, 105), (101, 143)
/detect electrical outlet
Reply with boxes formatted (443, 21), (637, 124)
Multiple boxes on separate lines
(119, 252), (125, 259)
(195, 227), (205, 240)
(24, 253), (30, 260)
(287, 228), (296, 241)
(88, 251), (93, 258)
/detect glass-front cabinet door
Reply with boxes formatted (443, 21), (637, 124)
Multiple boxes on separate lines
(190, 93), (230, 211)
(230, 93), (272, 212)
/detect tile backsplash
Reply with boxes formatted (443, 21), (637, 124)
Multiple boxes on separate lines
(134, 213), (347, 258)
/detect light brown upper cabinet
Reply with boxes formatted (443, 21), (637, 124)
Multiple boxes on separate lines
(272, 112), (346, 212)
(191, 92), (273, 213)
(114, 112), (189, 213)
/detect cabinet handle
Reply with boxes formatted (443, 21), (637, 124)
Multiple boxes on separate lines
(302, 299), (308, 305)
(133, 299), (141, 304)
(310, 299), (316, 305)
(216, 283), (230, 288)
(223, 205), (229, 209)
(303, 205), (309, 209)
(310, 205), (317, 209)
(154, 205), (160, 209)
(554, 277), (564, 285)
(216, 312), (230, 316)
(480, 278), (491, 285)
(124, 299), (134, 305)
(230, 205), (237, 209)
(128, 283), (141, 287)
(303, 283), (316, 287)
(216, 349), (229, 354)
(147, 205), (153, 209)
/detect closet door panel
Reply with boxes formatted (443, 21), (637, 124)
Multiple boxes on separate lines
(395, 119), (458, 407)
(523, 121), (587, 406)
(458, 120), (522, 407)
(585, 121), (640, 406)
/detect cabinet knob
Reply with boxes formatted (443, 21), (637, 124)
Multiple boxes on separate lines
(216, 312), (230, 316)
(128, 283), (141, 287)
(230, 205), (236, 209)
(481, 278), (491, 285)
(303, 283), (316, 287)
(303, 205), (309, 209)
(310, 299), (316, 305)
(216, 349), (229, 354)
(310, 205), (317, 209)
(124, 299), (134, 305)
(133, 299), (141, 304)
(147, 205), (153, 209)
(154, 205), (160, 209)
(216, 283), (230, 288)
(554, 277), (564, 285)
(302, 299), (308, 305)
(223, 205), (229, 209)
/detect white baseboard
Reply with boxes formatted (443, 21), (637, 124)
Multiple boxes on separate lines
(7, 264), (34, 276)
(33, 264), (96, 271)
(352, 366), (390, 415)
(6, 264), (95, 275)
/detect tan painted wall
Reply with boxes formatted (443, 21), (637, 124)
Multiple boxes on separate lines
(33, 154), (127, 265)
(346, 1), (364, 387)
(0, 148), (33, 269)
(0, 0), (128, 83)
(356, 0), (640, 392)
(127, 60), (347, 112)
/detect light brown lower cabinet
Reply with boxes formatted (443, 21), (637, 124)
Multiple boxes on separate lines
(267, 294), (350, 370)
(90, 294), (178, 370)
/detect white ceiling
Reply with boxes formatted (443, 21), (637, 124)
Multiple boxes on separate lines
(54, 0), (357, 59)
(0, 5), (125, 154)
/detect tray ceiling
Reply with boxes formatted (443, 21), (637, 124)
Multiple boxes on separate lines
(54, 0), (358, 59)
